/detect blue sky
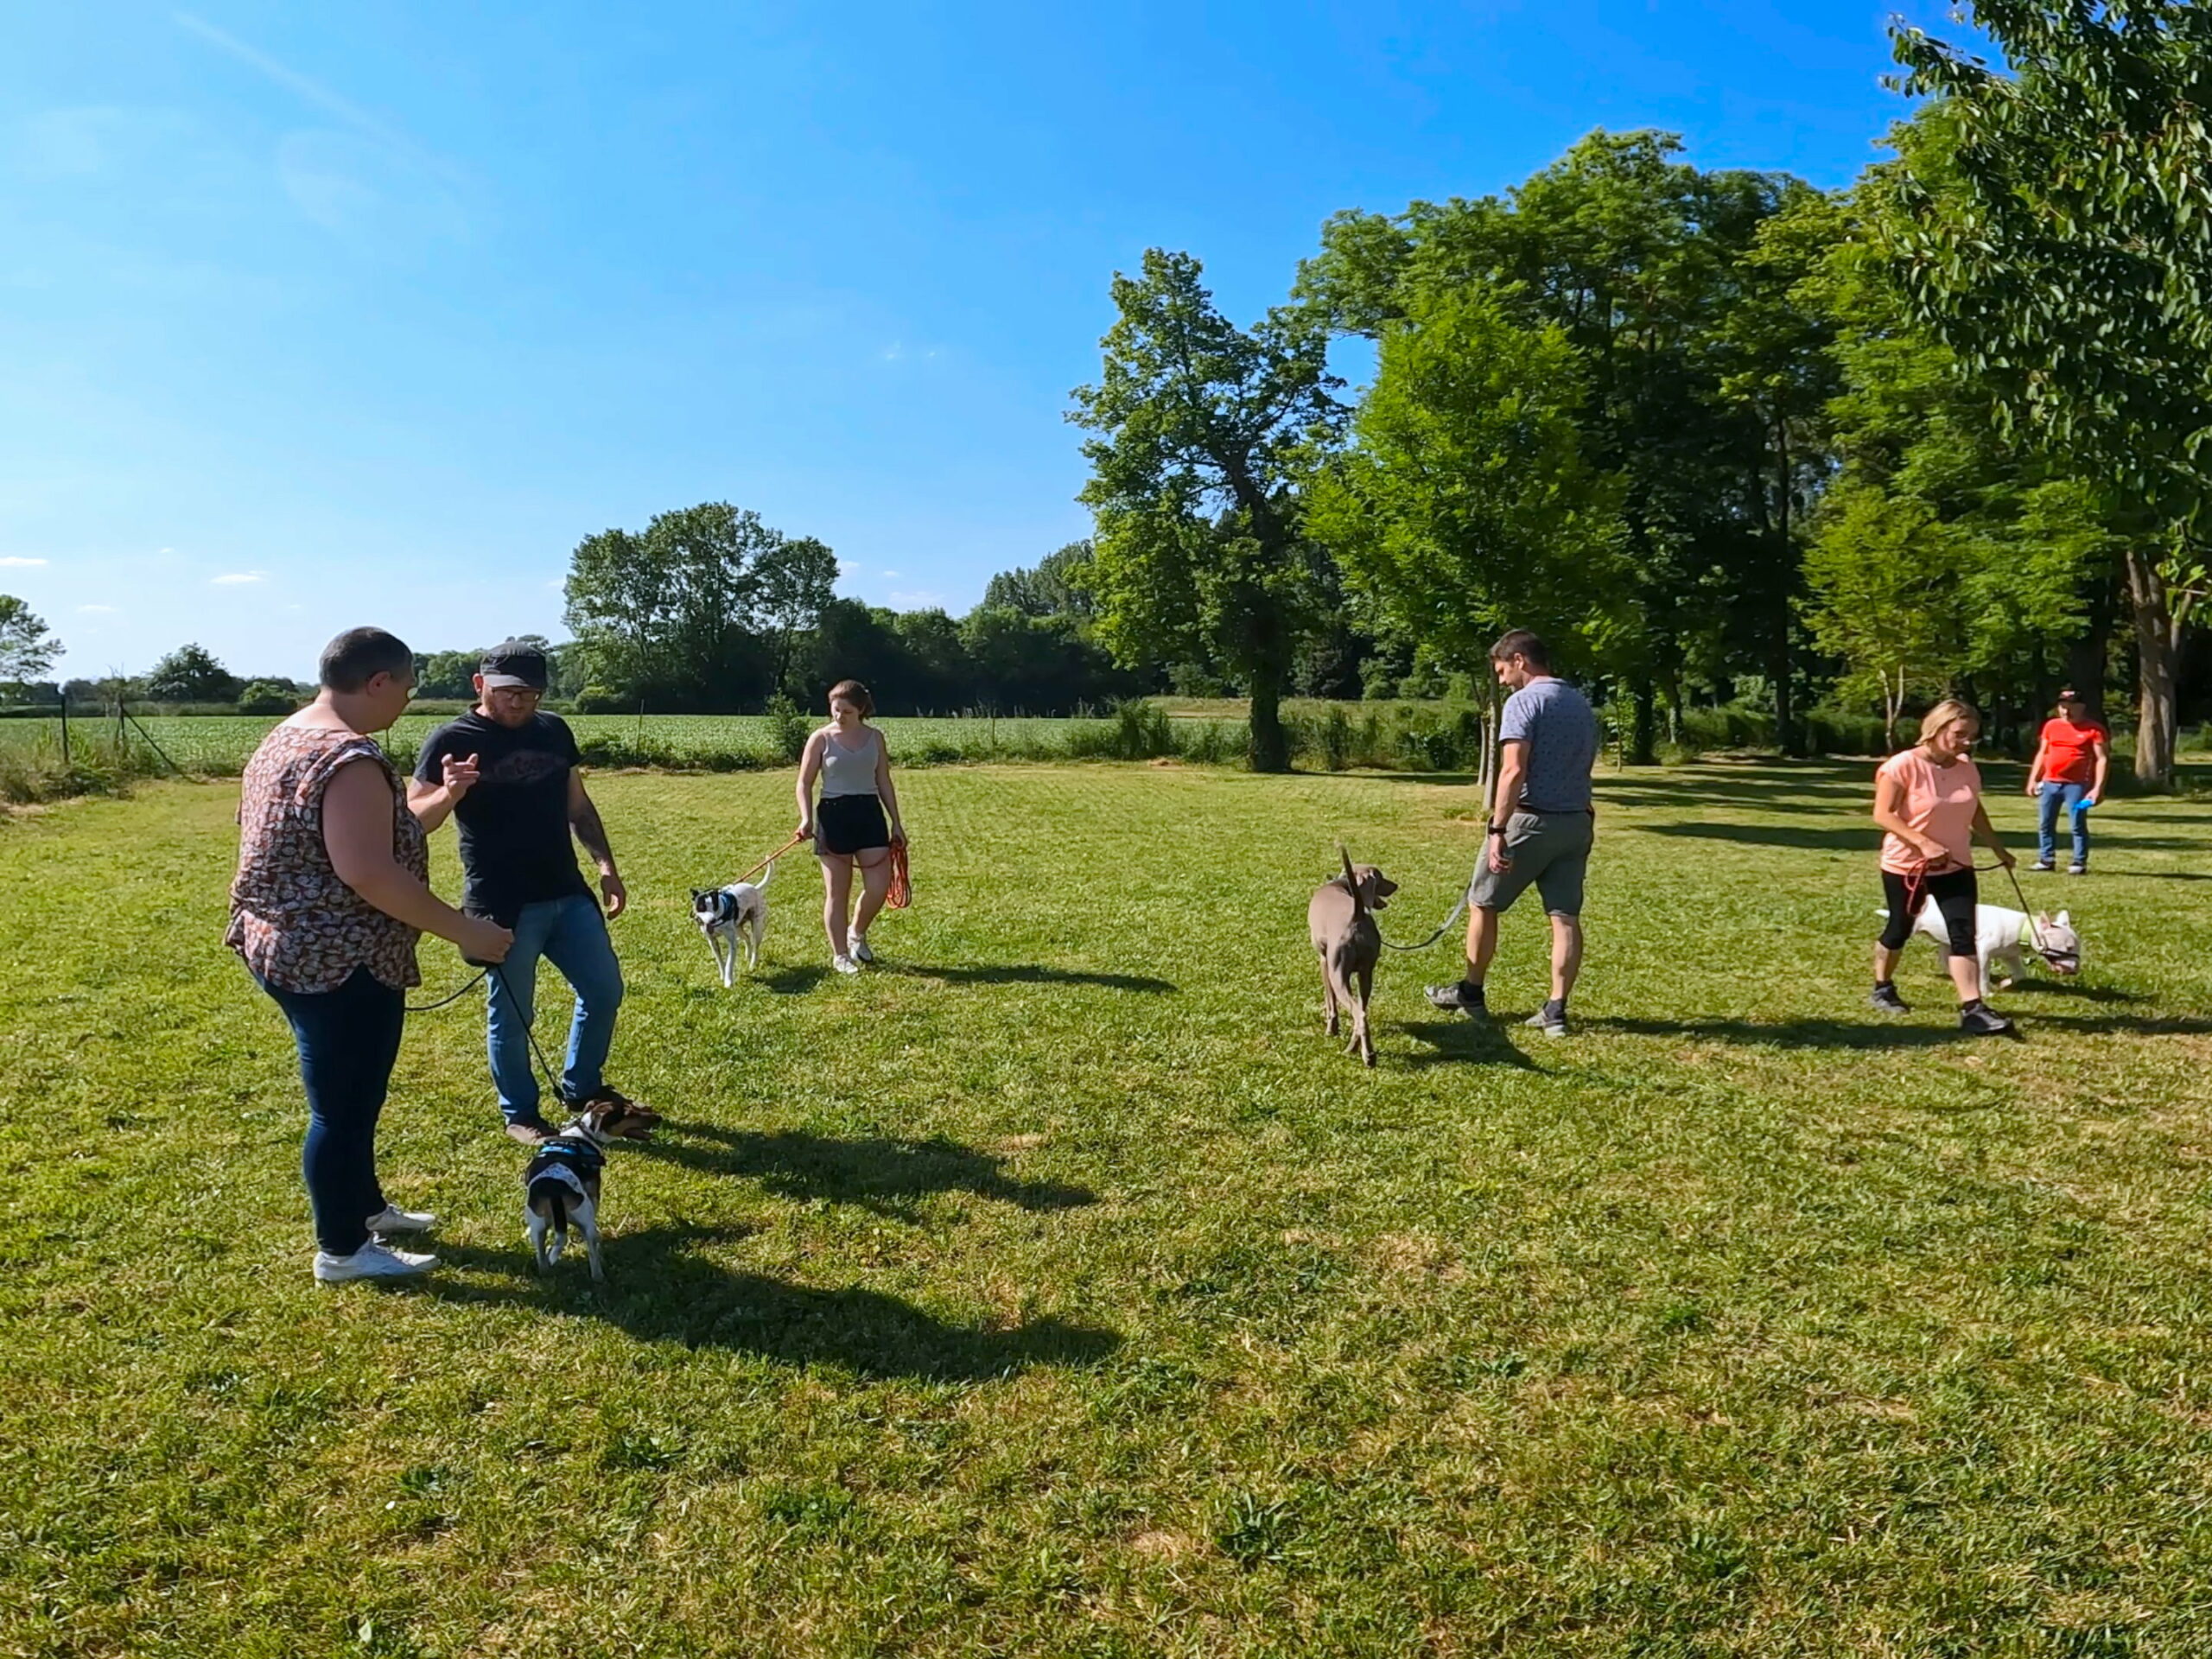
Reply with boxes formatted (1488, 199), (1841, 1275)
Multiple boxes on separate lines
(1, 0), (1966, 681)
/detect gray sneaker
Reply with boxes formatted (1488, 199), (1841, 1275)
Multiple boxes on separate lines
(1426, 982), (1487, 1019)
(1869, 984), (1911, 1015)
(1959, 1004), (2018, 1039)
(1523, 1001), (1569, 1038)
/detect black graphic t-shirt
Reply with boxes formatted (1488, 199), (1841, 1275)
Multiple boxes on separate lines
(414, 711), (588, 924)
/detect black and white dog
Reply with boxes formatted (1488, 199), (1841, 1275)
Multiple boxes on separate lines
(691, 863), (775, 986)
(523, 1100), (649, 1281)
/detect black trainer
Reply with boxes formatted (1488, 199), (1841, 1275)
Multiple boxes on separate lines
(1870, 983), (1910, 1014)
(1426, 981), (1488, 1018)
(1959, 1003), (2017, 1039)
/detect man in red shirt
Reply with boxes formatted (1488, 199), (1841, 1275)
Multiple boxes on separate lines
(2024, 690), (2110, 874)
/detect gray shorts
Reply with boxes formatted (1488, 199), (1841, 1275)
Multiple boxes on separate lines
(1469, 809), (1594, 917)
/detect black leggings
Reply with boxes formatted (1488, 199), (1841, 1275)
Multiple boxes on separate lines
(1879, 868), (1978, 957)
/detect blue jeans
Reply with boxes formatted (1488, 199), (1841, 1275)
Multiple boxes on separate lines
(2037, 781), (2092, 867)
(486, 893), (624, 1123)
(259, 965), (404, 1256)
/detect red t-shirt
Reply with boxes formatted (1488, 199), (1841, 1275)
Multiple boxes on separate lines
(2038, 718), (2106, 785)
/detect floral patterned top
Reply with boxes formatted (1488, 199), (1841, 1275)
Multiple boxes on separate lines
(226, 722), (428, 993)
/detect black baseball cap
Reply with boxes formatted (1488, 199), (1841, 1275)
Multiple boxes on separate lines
(479, 639), (549, 690)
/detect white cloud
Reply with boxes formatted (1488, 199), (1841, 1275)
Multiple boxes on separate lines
(881, 569), (901, 579)
(76, 604), (116, 614)
(0, 556), (48, 567)
(888, 589), (950, 612)
(836, 558), (860, 577)
(210, 571), (267, 585)
(156, 546), (174, 555)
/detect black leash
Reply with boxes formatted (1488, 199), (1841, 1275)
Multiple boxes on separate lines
(404, 961), (573, 1109)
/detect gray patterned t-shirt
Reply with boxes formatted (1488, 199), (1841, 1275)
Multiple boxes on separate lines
(1500, 677), (1599, 812)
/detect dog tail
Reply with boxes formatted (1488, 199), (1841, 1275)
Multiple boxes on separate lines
(1338, 844), (1365, 919)
(549, 1189), (569, 1241)
(756, 859), (774, 889)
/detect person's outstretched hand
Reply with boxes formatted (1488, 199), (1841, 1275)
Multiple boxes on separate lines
(460, 915), (513, 963)
(442, 751), (481, 798)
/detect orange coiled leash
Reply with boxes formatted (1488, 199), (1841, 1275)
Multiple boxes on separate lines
(885, 835), (912, 910)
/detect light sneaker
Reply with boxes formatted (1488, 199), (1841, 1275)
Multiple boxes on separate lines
(314, 1241), (436, 1283)
(1869, 984), (1911, 1015)
(1523, 1001), (1569, 1039)
(365, 1204), (435, 1236)
(832, 953), (861, 976)
(1425, 982), (1488, 1019)
(849, 931), (874, 963)
(2068, 863), (2088, 876)
(2031, 860), (2056, 873)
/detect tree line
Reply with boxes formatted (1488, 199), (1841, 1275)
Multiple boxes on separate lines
(1067, 1), (2212, 779)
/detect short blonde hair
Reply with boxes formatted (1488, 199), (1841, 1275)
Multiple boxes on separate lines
(1919, 698), (1980, 744)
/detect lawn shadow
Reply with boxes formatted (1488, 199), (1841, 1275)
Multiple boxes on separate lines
(1999, 979), (2148, 1005)
(647, 1124), (1096, 1217)
(1396, 1019), (1542, 1071)
(2094, 869), (2212, 882)
(889, 963), (1176, 994)
(757, 963), (830, 995)
(425, 1230), (1120, 1381)
(1594, 1010), (2212, 1046)
(1643, 822), (1884, 853)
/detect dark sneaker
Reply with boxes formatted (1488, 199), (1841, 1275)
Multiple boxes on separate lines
(505, 1116), (556, 1147)
(1523, 1001), (1568, 1039)
(2031, 861), (2056, 873)
(1959, 1004), (2017, 1039)
(1869, 984), (1911, 1015)
(1426, 982), (1488, 1018)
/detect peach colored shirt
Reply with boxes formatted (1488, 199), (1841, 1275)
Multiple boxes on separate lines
(1878, 747), (1981, 875)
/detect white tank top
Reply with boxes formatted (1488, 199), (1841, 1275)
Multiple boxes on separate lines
(817, 727), (879, 798)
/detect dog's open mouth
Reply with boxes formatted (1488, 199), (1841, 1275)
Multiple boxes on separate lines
(2044, 954), (2081, 976)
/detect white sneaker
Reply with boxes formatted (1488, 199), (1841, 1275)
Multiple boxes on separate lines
(832, 952), (861, 975)
(849, 931), (874, 963)
(314, 1241), (437, 1283)
(365, 1204), (435, 1236)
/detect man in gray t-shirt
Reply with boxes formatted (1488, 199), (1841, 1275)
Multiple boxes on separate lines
(1427, 629), (1600, 1038)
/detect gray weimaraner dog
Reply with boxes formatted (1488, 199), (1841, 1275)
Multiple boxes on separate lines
(1309, 848), (1398, 1066)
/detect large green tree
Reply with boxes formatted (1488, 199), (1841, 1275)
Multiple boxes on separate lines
(0, 595), (60, 691)
(143, 642), (238, 703)
(1886, 2), (2212, 782)
(1300, 131), (1832, 755)
(563, 503), (832, 710)
(1071, 249), (1342, 772)
(982, 541), (1097, 619)
(1308, 286), (1625, 677)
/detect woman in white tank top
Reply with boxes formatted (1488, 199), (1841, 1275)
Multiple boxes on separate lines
(796, 678), (906, 974)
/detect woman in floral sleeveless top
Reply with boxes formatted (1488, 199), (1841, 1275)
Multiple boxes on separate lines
(228, 628), (512, 1284)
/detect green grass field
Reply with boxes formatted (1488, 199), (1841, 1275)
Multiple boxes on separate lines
(6, 761), (2212, 1656)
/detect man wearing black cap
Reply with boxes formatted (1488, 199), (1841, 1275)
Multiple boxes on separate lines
(410, 639), (648, 1144)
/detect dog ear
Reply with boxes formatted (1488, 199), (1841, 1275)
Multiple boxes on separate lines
(2056, 909), (2070, 928)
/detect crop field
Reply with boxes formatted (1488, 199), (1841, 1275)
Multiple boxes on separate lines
(6, 760), (2212, 1655)
(0, 714), (1117, 772)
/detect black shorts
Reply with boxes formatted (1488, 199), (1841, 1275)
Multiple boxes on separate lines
(817, 793), (890, 857)
(1879, 868), (1978, 956)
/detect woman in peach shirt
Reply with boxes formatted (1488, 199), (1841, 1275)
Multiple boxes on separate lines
(1868, 699), (2018, 1037)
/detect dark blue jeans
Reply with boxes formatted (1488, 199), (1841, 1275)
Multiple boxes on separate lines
(486, 893), (624, 1124)
(259, 965), (404, 1255)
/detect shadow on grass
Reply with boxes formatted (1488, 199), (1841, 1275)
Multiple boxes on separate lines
(1999, 979), (2147, 1005)
(2093, 868), (2212, 882)
(647, 1125), (1095, 1217)
(757, 963), (830, 995)
(425, 1230), (1120, 1380)
(1643, 822), (1884, 853)
(1396, 1019), (1541, 1070)
(888, 963), (1176, 994)
(1594, 1010), (2212, 1046)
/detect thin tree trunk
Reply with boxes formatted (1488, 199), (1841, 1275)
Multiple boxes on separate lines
(2124, 547), (2180, 788)
(1625, 677), (1658, 766)
(1247, 660), (1290, 773)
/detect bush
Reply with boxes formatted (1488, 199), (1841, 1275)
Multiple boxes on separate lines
(236, 679), (302, 715)
(764, 695), (811, 764)
(1065, 701), (1177, 761)
(575, 685), (629, 715)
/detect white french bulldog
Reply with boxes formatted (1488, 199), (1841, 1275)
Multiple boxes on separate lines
(1883, 903), (2084, 998)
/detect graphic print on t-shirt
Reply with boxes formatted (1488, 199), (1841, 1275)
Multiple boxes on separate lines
(414, 710), (589, 923)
